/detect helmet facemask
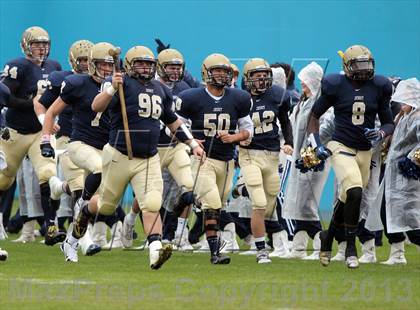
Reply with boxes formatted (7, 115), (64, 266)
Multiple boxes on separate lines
(246, 69), (273, 94)
(28, 40), (50, 62)
(74, 57), (89, 74)
(345, 57), (375, 81)
(161, 62), (184, 83)
(129, 59), (156, 83)
(91, 59), (115, 82)
(205, 65), (233, 88)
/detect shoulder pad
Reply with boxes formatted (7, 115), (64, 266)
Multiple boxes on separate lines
(48, 70), (72, 87)
(372, 75), (391, 87)
(64, 73), (86, 88)
(46, 59), (62, 71)
(323, 73), (343, 86)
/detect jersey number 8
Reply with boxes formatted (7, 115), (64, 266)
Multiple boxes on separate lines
(352, 101), (366, 125)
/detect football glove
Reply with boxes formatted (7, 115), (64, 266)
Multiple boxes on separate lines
(40, 135), (55, 158)
(308, 133), (331, 160)
(364, 128), (385, 143)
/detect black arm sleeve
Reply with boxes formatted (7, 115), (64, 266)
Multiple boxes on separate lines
(378, 82), (395, 136)
(278, 108), (293, 146)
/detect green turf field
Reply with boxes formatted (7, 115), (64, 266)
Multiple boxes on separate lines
(0, 236), (419, 310)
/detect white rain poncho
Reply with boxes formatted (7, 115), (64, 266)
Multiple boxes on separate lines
(366, 78), (420, 233)
(283, 62), (330, 221)
(272, 67), (286, 89)
(297, 62), (324, 97)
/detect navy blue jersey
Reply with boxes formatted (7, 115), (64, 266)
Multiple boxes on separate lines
(1, 57), (61, 134)
(178, 87), (252, 161)
(312, 74), (393, 150)
(60, 74), (110, 149)
(107, 76), (178, 158)
(39, 70), (73, 138)
(245, 85), (293, 151)
(158, 80), (191, 147)
(0, 82), (10, 107)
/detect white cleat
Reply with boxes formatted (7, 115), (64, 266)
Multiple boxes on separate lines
(381, 241), (407, 265)
(149, 240), (172, 270)
(331, 241), (347, 261)
(346, 256), (359, 269)
(121, 216), (135, 248)
(176, 234), (194, 252)
(359, 239), (377, 264)
(256, 249), (271, 264)
(49, 176), (65, 200)
(0, 248), (8, 261)
(60, 239), (79, 263)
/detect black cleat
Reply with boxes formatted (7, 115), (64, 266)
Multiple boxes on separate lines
(151, 244), (173, 270)
(85, 244), (102, 256)
(45, 225), (67, 246)
(210, 254), (231, 265)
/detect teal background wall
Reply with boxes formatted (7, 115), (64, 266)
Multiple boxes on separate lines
(1, 0), (419, 211)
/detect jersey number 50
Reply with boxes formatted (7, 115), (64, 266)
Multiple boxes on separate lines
(352, 101), (366, 125)
(204, 113), (230, 136)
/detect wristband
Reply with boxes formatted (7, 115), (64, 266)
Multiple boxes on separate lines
(189, 139), (199, 150)
(106, 85), (117, 96)
(41, 134), (51, 144)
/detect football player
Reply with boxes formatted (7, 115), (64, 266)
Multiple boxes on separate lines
(177, 53), (253, 264)
(0, 26), (65, 245)
(239, 58), (293, 264)
(41, 42), (115, 250)
(62, 45), (204, 268)
(155, 48), (195, 249)
(35, 40), (102, 255)
(307, 45), (395, 268)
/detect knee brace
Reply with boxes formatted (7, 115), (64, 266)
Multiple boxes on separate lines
(142, 190), (162, 212)
(173, 191), (195, 217)
(204, 209), (220, 232)
(344, 187), (362, 237)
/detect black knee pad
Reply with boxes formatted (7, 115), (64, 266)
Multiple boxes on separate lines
(40, 182), (51, 197)
(344, 187), (362, 231)
(204, 209), (220, 231)
(173, 191), (195, 217)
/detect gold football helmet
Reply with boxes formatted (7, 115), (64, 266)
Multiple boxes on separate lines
(243, 58), (273, 94)
(124, 46), (156, 83)
(21, 26), (50, 61)
(157, 48), (185, 82)
(88, 42), (116, 81)
(69, 40), (93, 73)
(339, 45), (375, 81)
(201, 53), (232, 87)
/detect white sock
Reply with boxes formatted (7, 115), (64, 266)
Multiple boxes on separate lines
(176, 218), (187, 235)
(68, 234), (79, 245)
(126, 211), (137, 226)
